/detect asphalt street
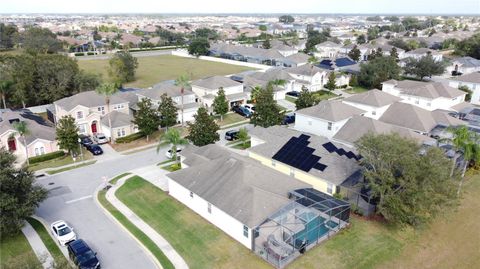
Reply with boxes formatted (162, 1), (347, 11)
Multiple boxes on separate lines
(35, 146), (170, 269)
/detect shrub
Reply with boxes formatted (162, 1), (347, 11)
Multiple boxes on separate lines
(87, 52), (95, 55)
(29, 151), (65, 164)
(115, 132), (145, 143)
(74, 52), (85, 56)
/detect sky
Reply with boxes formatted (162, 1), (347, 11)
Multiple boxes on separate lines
(2, 0), (480, 14)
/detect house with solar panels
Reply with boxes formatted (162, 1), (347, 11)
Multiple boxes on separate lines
(167, 144), (351, 269)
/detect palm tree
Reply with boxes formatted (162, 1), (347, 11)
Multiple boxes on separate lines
(0, 80), (13, 109)
(95, 83), (118, 143)
(174, 74), (191, 126)
(250, 86), (263, 103)
(158, 128), (188, 164)
(12, 121), (30, 166)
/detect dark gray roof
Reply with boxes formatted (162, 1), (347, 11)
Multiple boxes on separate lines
(169, 144), (310, 227)
(100, 111), (133, 128)
(453, 57), (480, 68)
(343, 89), (402, 107)
(249, 126), (361, 186)
(286, 64), (325, 77)
(249, 68), (295, 82)
(285, 53), (310, 64)
(296, 100), (365, 122)
(333, 115), (436, 146)
(192, 76), (242, 90)
(453, 72), (480, 84)
(139, 84), (194, 100)
(54, 91), (128, 111)
(0, 111), (56, 145)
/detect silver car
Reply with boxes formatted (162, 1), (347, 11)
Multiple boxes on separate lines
(93, 133), (109, 144)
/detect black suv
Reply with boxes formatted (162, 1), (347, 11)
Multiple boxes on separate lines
(67, 239), (100, 269)
(225, 130), (239, 141)
(79, 135), (94, 147)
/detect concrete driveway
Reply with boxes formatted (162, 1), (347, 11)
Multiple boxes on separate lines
(217, 123), (254, 146)
(35, 146), (169, 269)
(277, 99), (296, 112)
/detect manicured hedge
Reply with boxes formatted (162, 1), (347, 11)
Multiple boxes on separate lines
(29, 151), (65, 164)
(87, 52), (95, 55)
(74, 52), (85, 56)
(115, 132), (145, 144)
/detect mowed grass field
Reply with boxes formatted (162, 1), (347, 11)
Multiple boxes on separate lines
(77, 55), (254, 88)
(115, 171), (480, 269)
(0, 232), (41, 269)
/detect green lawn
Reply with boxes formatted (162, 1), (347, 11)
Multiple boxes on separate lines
(26, 217), (71, 268)
(160, 163), (181, 172)
(97, 189), (174, 269)
(215, 113), (248, 127)
(46, 160), (96, 175)
(0, 232), (41, 269)
(78, 55), (254, 88)
(114, 172), (480, 269)
(344, 86), (369, 94)
(285, 96), (297, 103)
(232, 141), (251, 150)
(116, 176), (271, 269)
(29, 148), (93, 172)
(313, 90), (338, 102)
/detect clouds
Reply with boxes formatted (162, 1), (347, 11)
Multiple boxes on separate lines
(3, 0), (480, 14)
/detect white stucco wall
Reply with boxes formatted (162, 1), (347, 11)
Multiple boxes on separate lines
(294, 113), (349, 139)
(168, 179), (253, 250)
(449, 81), (480, 105)
(341, 101), (390, 120)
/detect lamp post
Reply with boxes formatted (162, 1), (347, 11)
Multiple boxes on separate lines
(78, 138), (84, 162)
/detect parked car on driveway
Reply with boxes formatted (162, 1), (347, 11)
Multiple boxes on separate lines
(286, 91), (300, 97)
(232, 106), (252, 118)
(225, 130), (239, 141)
(242, 104), (255, 114)
(93, 133), (108, 144)
(50, 220), (77, 246)
(67, 239), (100, 269)
(282, 113), (296, 125)
(79, 135), (94, 147)
(86, 144), (103, 155)
(166, 148), (183, 159)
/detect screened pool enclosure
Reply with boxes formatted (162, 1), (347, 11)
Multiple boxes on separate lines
(254, 188), (350, 268)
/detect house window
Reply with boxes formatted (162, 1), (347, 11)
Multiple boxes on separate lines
(327, 122), (332, 131)
(35, 148), (39, 156)
(98, 106), (105, 115)
(117, 128), (126, 137)
(189, 191), (194, 198)
(78, 124), (86, 134)
(372, 111), (377, 116)
(243, 225), (249, 238)
(34, 147), (45, 156)
(207, 203), (212, 214)
(327, 183), (333, 194)
(76, 111), (83, 119)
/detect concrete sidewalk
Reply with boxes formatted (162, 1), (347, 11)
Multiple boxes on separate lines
(105, 176), (188, 269)
(22, 222), (55, 269)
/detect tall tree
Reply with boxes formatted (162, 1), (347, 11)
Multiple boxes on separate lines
(250, 86), (262, 103)
(404, 53), (445, 80)
(187, 107), (219, 146)
(325, 72), (337, 91)
(295, 86), (316, 110)
(158, 128), (188, 163)
(251, 85), (284, 127)
(279, 15), (295, 23)
(0, 80), (13, 109)
(390, 47), (399, 61)
(174, 74), (191, 126)
(12, 121), (30, 166)
(356, 133), (457, 226)
(357, 34), (366, 44)
(212, 88), (229, 121)
(133, 98), (160, 142)
(237, 127), (249, 148)
(108, 51), (138, 85)
(56, 115), (80, 157)
(0, 23), (18, 50)
(358, 56), (401, 89)
(0, 148), (47, 235)
(263, 38), (271, 49)
(188, 38), (210, 56)
(348, 45), (361, 61)
(157, 94), (178, 129)
(448, 126), (480, 183)
(305, 30), (328, 53)
(21, 26), (62, 55)
(95, 83), (118, 143)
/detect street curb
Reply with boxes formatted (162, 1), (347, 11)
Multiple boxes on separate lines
(93, 174), (163, 269)
(30, 216), (70, 261)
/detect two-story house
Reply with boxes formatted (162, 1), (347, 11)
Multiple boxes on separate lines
(382, 80), (466, 111)
(191, 76), (246, 109)
(449, 72), (480, 105)
(53, 91), (136, 141)
(403, 48), (443, 62)
(314, 41), (343, 59)
(294, 100), (365, 139)
(286, 64), (328, 92)
(342, 89), (402, 120)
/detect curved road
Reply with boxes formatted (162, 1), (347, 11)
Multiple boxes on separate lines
(35, 147), (169, 269)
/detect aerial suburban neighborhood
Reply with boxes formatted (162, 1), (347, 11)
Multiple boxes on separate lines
(1, 1), (480, 269)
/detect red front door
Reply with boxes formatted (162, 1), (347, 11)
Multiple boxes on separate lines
(7, 138), (16, 151)
(91, 122), (97, 133)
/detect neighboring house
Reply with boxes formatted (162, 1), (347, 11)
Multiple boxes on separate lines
(447, 57), (480, 75)
(248, 126), (361, 195)
(341, 43), (405, 61)
(332, 115), (436, 148)
(378, 102), (465, 135)
(403, 48), (443, 62)
(270, 40), (298, 57)
(0, 110), (59, 163)
(317, 57), (356, 71)
(294, 100), (365, 139)
(137, 82), (200, 123)
(209, 43), (292, 67)
(286, 64), (329, 91)
(191, 76), (247, 109)
(449, 72), (480, 105)
(169, 144), (350, 268)
(314, 41), (343, 58)
(285, 52), (310, 67)
(342, 89), (402, 120)
(247, 68), (296, 99)
(53, 91), (135, 141)
(382, 80), (466, 111)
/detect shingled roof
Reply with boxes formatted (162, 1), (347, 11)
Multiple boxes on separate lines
(343, 89), (402, 107)
(296, 100), (365, 122)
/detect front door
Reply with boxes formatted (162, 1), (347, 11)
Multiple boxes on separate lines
(7, 138), (16, 151)
(91, 122), (97, 133)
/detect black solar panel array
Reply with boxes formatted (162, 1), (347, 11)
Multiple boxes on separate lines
(322, 142), (361, 161)
(272, 135), (327, 172)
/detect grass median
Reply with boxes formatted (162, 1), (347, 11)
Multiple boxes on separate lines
(97, 187), (174, 269)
